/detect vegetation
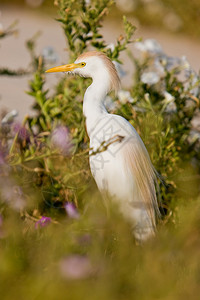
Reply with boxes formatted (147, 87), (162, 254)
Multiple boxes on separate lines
(0, 0), (200, 299)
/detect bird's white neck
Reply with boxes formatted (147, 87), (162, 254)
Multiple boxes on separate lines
(83, 78), (109, 136)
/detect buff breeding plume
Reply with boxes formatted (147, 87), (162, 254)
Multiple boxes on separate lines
(46, 51), (160, 242)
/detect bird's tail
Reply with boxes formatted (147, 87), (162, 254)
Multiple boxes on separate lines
(123, 136), (160, 236)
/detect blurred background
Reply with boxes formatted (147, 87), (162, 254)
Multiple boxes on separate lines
(1, 0), (200, 119)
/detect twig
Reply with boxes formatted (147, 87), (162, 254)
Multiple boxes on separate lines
(90, 134), (124, 156)
(0, 68), (30, 76)
(23, 211), (59, 225)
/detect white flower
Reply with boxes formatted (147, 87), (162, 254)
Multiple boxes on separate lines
(135, 39), (163, 55)
(189, 74), (199, 97)
(86, 32), (93, 38)
(184, 67), (199, 97)
(118, 90), (134, 104)
(161, 55), (190, 73)
(163, 91), (175, 103)
(112, 61), (127, 78)
(181, 56), (190, 70)
(154, 57), (165, 75)
(107, 43), (115, 52)
(188, 130), (200, 144)
(141, 72), (160, 85)
(1, 110), (18, 124)
(160, 55), (181, 70)
(162, 91), (176, 113)
(165, 102), (177, 113)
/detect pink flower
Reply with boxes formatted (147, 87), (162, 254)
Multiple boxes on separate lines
(35, 216), (51, 229)
(51, 126), (72, 155)
(12, 122), (30, 143)
(65, 202), (80, 219)
(60, 255), (93, 280)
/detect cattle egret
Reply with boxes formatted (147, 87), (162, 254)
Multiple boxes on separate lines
(46, 51), (160, 242)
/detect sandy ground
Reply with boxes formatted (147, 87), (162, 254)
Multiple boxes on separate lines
(1, 5), (200, 121)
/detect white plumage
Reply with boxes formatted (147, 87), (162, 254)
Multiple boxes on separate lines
(46, 51), (160, 242)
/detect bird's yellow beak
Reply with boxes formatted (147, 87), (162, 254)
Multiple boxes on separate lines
(45, 63), (78, 73)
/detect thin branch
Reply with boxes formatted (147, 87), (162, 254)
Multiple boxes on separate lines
(90, 134), (125, 156)
(0, 68), (30, 76)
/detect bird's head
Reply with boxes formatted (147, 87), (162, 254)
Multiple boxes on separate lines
(46, 51), (120, 93)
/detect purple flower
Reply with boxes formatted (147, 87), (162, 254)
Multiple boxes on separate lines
(12, 122), (30, 143)
(65, 202), (80, 219)
(35, 216), (51, 229)
(51, 126), (72, 155)
(60, 255), (93, 280)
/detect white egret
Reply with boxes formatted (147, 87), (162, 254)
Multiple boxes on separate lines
(46, 51), (160, 242)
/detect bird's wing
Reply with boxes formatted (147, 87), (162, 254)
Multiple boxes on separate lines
(90, 114), (160, 225)
(107, 115), (159, 221)
(121, 132), (160, 227)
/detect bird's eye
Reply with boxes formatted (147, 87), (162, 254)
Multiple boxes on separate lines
(81, 62), (86, 67)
